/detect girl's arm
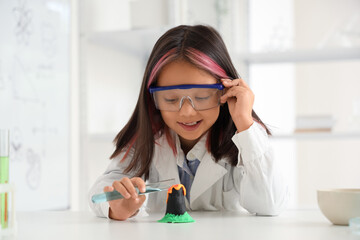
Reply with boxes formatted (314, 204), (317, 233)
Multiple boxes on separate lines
(220, 78), (288, 215)
(231, 121), (289, 215)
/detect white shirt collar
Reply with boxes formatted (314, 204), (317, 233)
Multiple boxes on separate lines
(172, 130), (208, 162)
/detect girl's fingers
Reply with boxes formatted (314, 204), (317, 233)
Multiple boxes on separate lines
(121, 177), (139, 199)
(220, 86), (247, 103)
(103, 186), (114, 192)
(220, 78), (238, 87)
(221, 78), (248, 88)
(113, 180), (131, 199)
(221, 79), (233, 87)
(131, 177), (146, 193)
(113, 177), (138, 199)
(111, 177), (145, 201)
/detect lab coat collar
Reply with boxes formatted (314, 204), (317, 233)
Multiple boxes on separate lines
(185, 133), (207, 161)
(174, 131), (208, 162)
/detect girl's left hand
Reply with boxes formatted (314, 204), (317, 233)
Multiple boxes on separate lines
(220, 78), (254, 132)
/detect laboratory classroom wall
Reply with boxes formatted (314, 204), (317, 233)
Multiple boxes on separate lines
(1, 0), (359, 212)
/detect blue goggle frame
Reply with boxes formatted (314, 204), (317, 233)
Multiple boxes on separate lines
(149, 83), (224, 93)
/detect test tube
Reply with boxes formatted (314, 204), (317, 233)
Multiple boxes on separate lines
(0, 129), (9, 229)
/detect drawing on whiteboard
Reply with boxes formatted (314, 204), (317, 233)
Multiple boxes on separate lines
(9, 56), (39, 102)
(13, 0), (33, 46)
(37, 63), (54, 81)
(1, 0), (70, 210)
(41, 21), (58, 59)
(10, 127), (24, 162)
(32, 124), (58, 159)
(26, 148), (41, 190)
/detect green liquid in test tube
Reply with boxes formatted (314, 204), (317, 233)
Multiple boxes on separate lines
(0, 129), (9, 229)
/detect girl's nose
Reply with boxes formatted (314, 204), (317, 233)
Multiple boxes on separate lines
(179, 98), (197, 116)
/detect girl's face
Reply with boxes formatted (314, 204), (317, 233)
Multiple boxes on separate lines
(157, 60), (220, 150)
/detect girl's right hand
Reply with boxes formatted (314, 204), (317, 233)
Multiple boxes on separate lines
(103, 177), (146, 221)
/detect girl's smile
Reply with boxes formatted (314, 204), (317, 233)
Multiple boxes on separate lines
(177, 120), (202, 131)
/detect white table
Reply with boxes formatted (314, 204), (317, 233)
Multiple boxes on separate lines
(3, 209), (359, 240)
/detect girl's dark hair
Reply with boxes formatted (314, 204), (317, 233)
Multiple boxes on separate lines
(110, 25), (271, 179)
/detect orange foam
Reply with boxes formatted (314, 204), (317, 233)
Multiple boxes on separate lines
(166, 184), (186, 203)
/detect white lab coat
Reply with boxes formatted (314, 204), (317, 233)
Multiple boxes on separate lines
(88, 122), (289, 218)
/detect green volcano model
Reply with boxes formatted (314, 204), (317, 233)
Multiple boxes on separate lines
(158, 184), (195, 223)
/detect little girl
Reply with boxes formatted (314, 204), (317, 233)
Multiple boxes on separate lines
(89, 25), (288, 220)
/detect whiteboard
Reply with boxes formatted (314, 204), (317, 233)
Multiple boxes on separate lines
(0, 0), (70, 210)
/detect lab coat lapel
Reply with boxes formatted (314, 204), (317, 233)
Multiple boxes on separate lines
(190, 153), (227, 204)
(153, 142), (181, 185)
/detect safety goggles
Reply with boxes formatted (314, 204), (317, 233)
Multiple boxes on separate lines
(149, 83), (224, 112)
